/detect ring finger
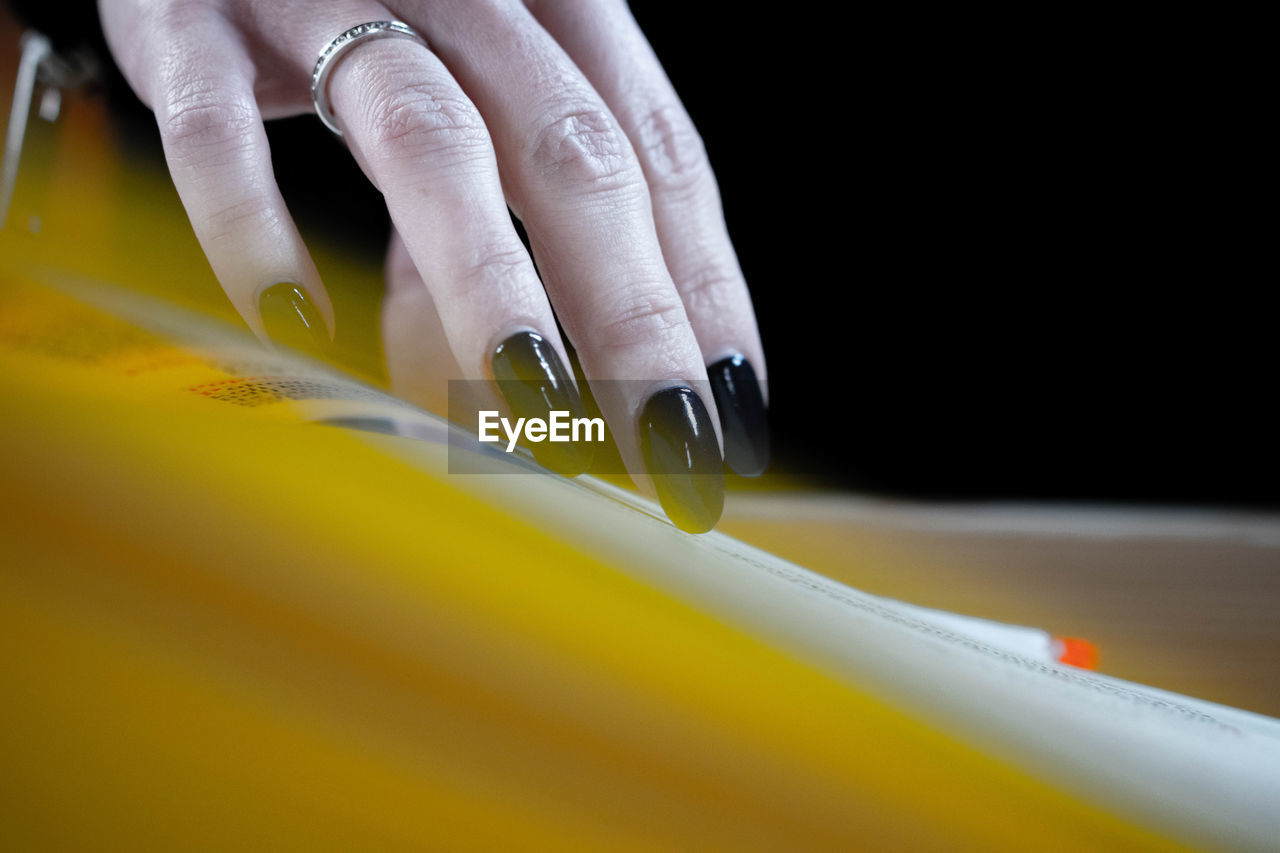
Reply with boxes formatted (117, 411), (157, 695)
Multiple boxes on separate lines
(533, 0), (770, 479)
(300, 6), (595, 477)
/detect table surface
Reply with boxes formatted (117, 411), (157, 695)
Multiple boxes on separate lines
(723, 495), (1280, 718)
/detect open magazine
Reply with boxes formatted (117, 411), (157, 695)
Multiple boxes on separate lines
(3, 271), (1278, 850)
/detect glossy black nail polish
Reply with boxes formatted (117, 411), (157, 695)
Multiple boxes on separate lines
(491, 331), (594, 476)
(639, 386), (724, 533)
(259, 283), (330, 360)
(708, 354), (770, 477)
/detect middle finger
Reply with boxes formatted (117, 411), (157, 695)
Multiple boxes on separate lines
(305, 6), (595, 476)
(399, 0), (725, 532)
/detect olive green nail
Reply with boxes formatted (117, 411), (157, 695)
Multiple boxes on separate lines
(492, 330), (594, 476)
(639, 385), (724, 533)
(259, 283), (330, 360)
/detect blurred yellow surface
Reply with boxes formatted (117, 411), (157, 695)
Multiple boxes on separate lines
(0, 281), (1174, 849)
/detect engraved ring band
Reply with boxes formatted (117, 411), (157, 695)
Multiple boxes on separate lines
(310, 21), (431, 137)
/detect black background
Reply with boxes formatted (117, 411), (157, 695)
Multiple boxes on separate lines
(23, 2), (1273, 504)
(621, 6), (1272, 504)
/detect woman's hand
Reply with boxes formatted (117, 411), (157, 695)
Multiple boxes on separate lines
(98, 0), (768, 532)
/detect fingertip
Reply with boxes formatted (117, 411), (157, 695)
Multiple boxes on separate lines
(638, 385), (724, 533)
(491, 329), (595, 477)
(258, 281), (334, 361)
(708, 353), (770, 478)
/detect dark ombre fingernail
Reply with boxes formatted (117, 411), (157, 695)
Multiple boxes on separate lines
(639, 386), (724, 533)
(708, 354), (770, 477)
(259, 283), (330, 360)
(492, 330), (594, 476)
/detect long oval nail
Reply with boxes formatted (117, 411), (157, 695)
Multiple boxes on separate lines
(708, 354), (770, 477)
(492, 330), (594, 476)
(259, 282), (331, 360)
(639, 386), (724, 533)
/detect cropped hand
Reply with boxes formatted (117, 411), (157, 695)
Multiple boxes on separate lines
(98, 0), (769, 531)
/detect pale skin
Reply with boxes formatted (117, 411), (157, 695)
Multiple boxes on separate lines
(98, 0), (766, 523)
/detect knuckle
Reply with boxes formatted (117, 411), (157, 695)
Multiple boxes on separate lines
(633, 103), (711, 197)
(527, 104), (643, 192)
(591, 288), (690, 352)
(449, 245), (532, 298)
(160, 85), (257, 152)
(203, 195), (277, 246)
(674, 263), (741, 316)
(147, 4), (251, 143)
(362, 80), (490, 164)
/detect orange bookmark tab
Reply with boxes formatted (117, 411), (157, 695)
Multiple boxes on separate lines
(1054, 637), (1100, 670)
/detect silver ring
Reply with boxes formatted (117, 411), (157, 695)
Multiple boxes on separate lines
(310, 21), (429, 137)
